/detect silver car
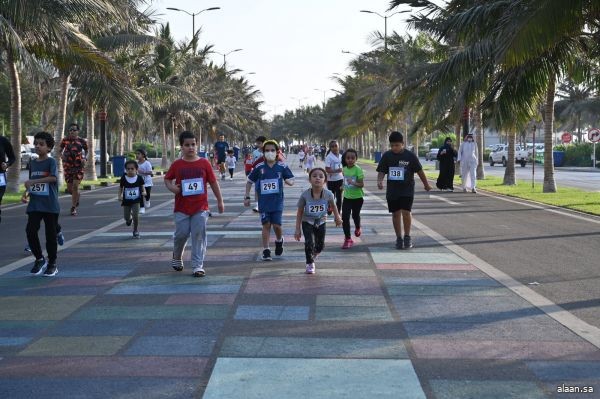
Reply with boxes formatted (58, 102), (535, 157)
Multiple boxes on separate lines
(20, 144), (38, 169)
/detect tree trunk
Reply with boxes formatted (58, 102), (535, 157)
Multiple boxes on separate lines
(543, 75), (557, 192)
(161, 119), (169, 169)
(84, 106), (97, 181)
(454, 121), (462, 175)
(474, 103), (485, 180)
(170, 118), (176, 163)
(53, 72), (70, 188)
(503, 129), (516, 185)
(6, 52), (22, 192)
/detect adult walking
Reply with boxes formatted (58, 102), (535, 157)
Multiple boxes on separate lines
(457, 132), (478, 193)
(0, 135), (16, 224)
(435, 137), (457, 191)
(213, 134), (229, 181)
(60, 123), (88, 215)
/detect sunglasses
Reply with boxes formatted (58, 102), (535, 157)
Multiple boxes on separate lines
(264, 149), (276, 153)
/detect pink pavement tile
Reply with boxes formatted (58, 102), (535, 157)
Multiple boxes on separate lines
(376, 263), (478, 271)
(0, 356), (208, 377)
(284, 235), (363, 244)
(244, 276), (383, 295)
(47, 278), (124, 287)
(165, 294), (237, 305)
(411, 339), (600, 360)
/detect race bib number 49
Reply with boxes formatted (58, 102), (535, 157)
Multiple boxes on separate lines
(388, 167), (405, 181)
(182, 178), (205, 196)
(0, 172), (6, 187)
(261, 179), (279, 194)
(30, 182), (49, 196)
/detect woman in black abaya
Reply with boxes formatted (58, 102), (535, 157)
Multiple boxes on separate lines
(436, 137), (457, 191)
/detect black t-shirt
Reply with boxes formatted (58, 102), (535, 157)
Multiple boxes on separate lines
(376, 149), (422, 199)
(120, 175), (145, 205)
(0, 136), (16, 169)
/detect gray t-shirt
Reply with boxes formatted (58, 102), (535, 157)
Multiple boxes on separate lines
(297, 188), (335, 226)
(27, 157), (60, 214)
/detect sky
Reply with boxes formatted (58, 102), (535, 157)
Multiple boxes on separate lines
(152, 0), (411, 118)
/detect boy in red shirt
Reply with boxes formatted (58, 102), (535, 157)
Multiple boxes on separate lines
(165, 131), (225, 277)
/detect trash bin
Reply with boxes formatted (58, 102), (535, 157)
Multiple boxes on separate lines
(374, 151), (382, 163)
(233, 146), (240, 160)
(553, 151), (565, 167)
(112, 155), (126, 177)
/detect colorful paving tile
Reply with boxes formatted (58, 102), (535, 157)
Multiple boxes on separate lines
(430, 380), (547, 399)
(376, 263), (478, 271)
(71, 305), (230, 320)
(19, 336), (131, 356)
(165, 294), (237, 305)
(106, 283), (240, 295)
(316, 295), (388, 307)
(315, 306), (394, 321)
(369, 248), (469, 264)
(47, 320), (147, 336)
(0, 296), (93, 320)
(244, 276), (384, 295)
(388, 286), (511, 297)
(124, 336), (216, 356)
(203, 358), (425, 399)
(234, 305), (310, 320)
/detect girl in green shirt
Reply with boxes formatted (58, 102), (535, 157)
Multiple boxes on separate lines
(341, 149), (365, 249)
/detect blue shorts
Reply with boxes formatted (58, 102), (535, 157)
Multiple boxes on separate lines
(260, 210), (282, 226)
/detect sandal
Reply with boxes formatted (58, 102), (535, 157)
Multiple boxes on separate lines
(70, 207), (77, 216)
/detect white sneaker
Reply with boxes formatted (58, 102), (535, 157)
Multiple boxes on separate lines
(472, 188), (477, 193)
(139, 207), (146, 214)
(146, 201), (151, 208)
(305, 263), (315, 274)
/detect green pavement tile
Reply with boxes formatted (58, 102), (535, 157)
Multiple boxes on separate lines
(18, 336), (131, 356)
(71, 305), (230, 320)
(203, 358), (425, 399)
(118, 275), (245, 286)
(316, 295), (388, 307)
(369, 248), (468, 264)
(220, 336), (408, 359)
(0, 296), (94, 320)
(387, 286), (512, 297)
(0, 278), (53, 288)
(315, 306), (394, 321)
(251, 269), (376, 277)
(430, 380), (547, 399)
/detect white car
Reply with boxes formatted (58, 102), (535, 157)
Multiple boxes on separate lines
(489, 144), (528, 167)
(20, 144), (38, 169)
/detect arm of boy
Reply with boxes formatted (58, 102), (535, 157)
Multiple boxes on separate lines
(243, 181), (253, 207)
(417, 170), (433, 191)
(209, 180), (225, 213)
(118, 186), (123, 202)
(294, 206), (304, 241)
(377, 172), (385, 190)
(24, 175), (57, 190)
(164, 178), (181, 195)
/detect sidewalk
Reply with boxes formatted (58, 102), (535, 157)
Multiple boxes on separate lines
(0, 156), (598, 398)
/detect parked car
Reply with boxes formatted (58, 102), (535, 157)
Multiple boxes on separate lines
(425, 148), (439, 161)
(489, 144), (528, 167)
(94, 150), (109, 164)
(20, 144), (38, 169)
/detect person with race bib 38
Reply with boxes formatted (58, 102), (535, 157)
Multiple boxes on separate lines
(165, 131), (225, 277)
(294, 167), (342, 274)
(244, 140), (295, 261)
(376, 131), (432, 250)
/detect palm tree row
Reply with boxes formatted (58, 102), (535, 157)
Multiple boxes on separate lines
(1, 1), (266, 192)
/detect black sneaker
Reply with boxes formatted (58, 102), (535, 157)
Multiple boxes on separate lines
(171, 258), (184, 272)
(262, 249), (272, 261)
(43, 264), (58, 277)
(193, 268), (206, 278)
(30, 258), (47, 275)
(403, 235), (413, 249)
(57, 231), (65, 246)
(125, 219), (132, 226)
(395, 237), (404, 250)
(275, 238), (284, 256)
(133, 231), (140, 239)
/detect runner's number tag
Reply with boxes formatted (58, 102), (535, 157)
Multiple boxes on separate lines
(344, 176), (355, 189)
(182, 178), (205, 196)
(388, 167), (405, 181)
(0, 172), (6, 187)
(124, 187), (140, 200)
(306, 201), (327, 217)
(261, 179), (279, 194)
(29, 182), (49, 196)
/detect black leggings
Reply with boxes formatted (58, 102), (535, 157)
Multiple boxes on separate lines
(0, 186), (5, 224)
(145, 186), (152, 201)
(327, 180), (343, 213)
(342, 197), (363, 239)
(302, 221), (326, 264)
(26, 212), (59, 263)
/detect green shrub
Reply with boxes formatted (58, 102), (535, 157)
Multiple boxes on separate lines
(132, 142), (162, 158)
(418, 146), (428, 157)
(563, 143), (593, 167)
(483, 149), (491, 161)
(431, 133), (457, 149)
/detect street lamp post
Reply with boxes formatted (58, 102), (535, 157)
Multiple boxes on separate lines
(314, 89), (329, 107)
(291, 97), (308, 108)
(360, 10), (409, 51)
(214, 48), (243, 69)
(166, 6), (220, 54)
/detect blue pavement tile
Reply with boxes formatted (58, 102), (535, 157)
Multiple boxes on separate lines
(0, 321), (56, 336)
(220, 337), (408, 359)
(234, 306), (310, 321)
(315, 306), (394, 321)
(124, 336), (216, 356)
(383, 277), (501, 287)
(47, 320), (148, 337)
(203, 358), (426, 399)
(53, 270), (133, 278)
(144, 320), (225, 336)
(0, 378), (199, 399)
(107, 284), (240, 295)
(527, 361), (600, 381)
(430, 380), (547, 399)
(0, 286), (108, 296)
(0, 337), (33, 346)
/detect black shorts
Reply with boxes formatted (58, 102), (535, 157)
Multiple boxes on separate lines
(217, 156), (226, 164)
(387, 197), (414, 213)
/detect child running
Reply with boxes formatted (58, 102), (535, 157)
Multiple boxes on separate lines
(298, 148), (305, 170)
(341, 148), (365, 249)
(225, 149), (236, 180)
(244, 140), (294, 261)
(165, 131), (225, 277)
(295, 168), (342, 274)
(376, 131), (432, 249)
(119, 160), (146, 238)
(136, 149), (153, 214)
(325, 140), (343, 214)
(304, 148), (316, 174)
(21, 131), (60, 276)
(244, 152), (253, 177)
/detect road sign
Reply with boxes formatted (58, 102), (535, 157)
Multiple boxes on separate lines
(589, 128), (600, 143)
(561, 132), (572, 143)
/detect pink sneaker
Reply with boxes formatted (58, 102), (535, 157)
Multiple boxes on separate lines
(341, 238), (354, 249)
(354, 227), (362, 237)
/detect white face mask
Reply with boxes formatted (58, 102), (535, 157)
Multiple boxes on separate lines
(264, 151), (277, 161)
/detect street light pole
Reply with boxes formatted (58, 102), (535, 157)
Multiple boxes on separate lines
(166, 6), (220, 54)
(360, 10), (408, 52)
(214, 48), (243, 69)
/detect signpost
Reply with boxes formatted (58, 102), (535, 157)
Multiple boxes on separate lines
(561, 132), (572, 144)
(98, 111), (107, 178)
(589, 128), (600, 169)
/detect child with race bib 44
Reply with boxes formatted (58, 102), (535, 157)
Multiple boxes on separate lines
(165, 131), (225, 277)
(118, 160), (146, 238)
(295, 167), (342, 274)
